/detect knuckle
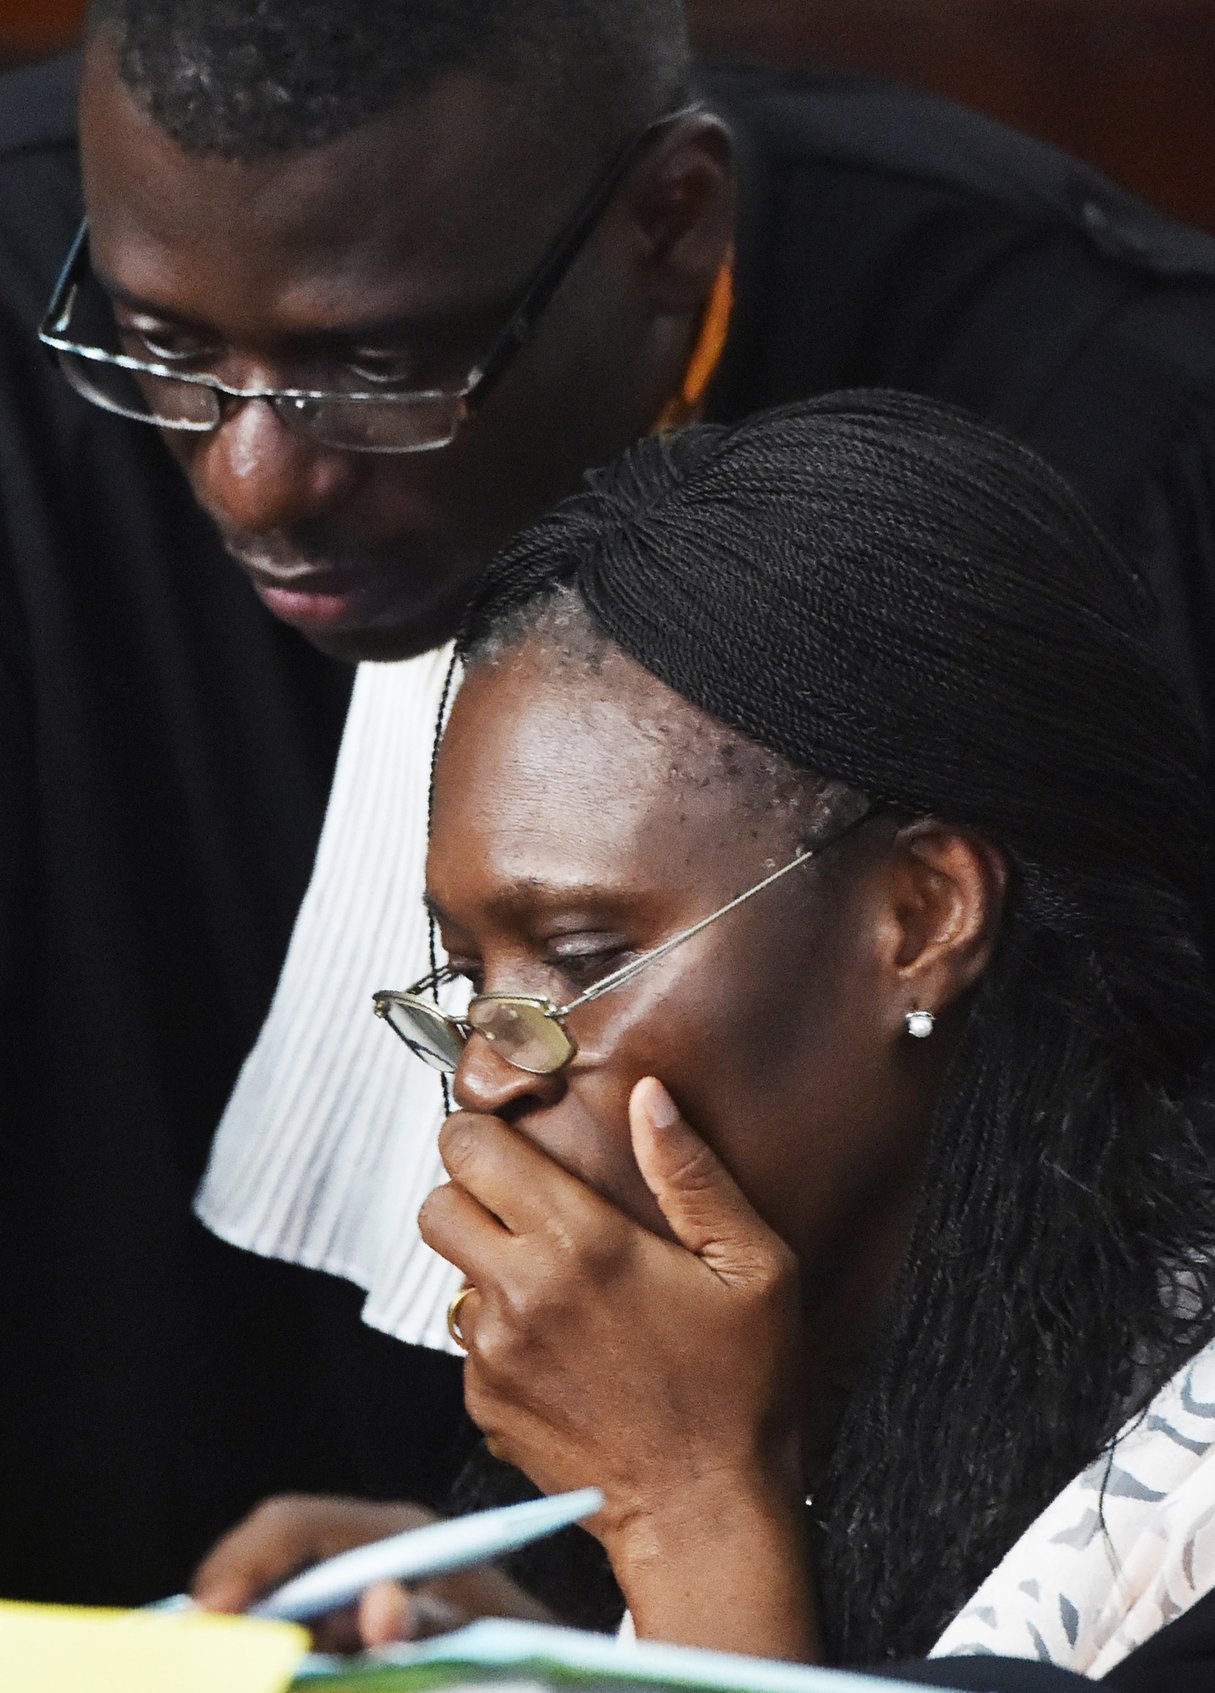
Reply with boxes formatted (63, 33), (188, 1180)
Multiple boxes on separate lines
(474, 1305), (517, 1372)
(416, 1182), (454, 1242)
(437, 1113), (479, 1174)
(495, 1260), (563, 1335)
(665, 1140), (722, 1196)
(567, 1217), (632, 1282)
(753, 1239), (799, 1305)
(539, 1206), (631, 1278)
(251, 1492), (314, 1530)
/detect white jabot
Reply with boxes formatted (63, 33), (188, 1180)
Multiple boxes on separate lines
(195, 649), (464, 1351)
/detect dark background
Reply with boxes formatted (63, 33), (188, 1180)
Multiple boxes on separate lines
(2, 1), (1214, 235)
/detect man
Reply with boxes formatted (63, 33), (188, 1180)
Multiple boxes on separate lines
(4, 0), (1215, 1603)
(0, 39), (474, 1609)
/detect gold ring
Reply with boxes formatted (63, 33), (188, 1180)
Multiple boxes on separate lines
(447, 1285), (474, 1350)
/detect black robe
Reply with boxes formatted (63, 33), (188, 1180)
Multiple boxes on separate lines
(0, 54), (469, 1605)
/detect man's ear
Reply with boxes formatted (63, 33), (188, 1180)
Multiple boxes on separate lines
(615, 114), (735, 312)
(876, 822), (1008, 1035)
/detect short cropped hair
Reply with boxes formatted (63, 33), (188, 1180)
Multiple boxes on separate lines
(86, 0), (693, 163)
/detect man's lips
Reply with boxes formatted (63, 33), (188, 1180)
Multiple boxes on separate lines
(252, 578), (379, 632)
(238, 555), (406, 635)
(222, 520), (473, 642)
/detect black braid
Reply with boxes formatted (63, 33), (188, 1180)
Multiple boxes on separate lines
(452, 391), (1215, 1660)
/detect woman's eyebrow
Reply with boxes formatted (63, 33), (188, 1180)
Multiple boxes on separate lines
(424, 879), (628, 927)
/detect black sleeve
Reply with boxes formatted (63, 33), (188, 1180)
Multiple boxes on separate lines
(871, 1658), (1090, 1689)
(872, 1580), (1215, 1689)
(1010, 277), (1215, 746)
(1098, 1581), (1215, 1689)
(0, 439), (36, 1144)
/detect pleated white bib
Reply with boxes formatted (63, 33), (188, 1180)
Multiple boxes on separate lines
(195, 650), (463, 1351)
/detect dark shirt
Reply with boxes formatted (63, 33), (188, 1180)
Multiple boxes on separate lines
(3, 49), (1215, 1623)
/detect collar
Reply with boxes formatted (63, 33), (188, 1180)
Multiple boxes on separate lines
(652, 255), (735, 434)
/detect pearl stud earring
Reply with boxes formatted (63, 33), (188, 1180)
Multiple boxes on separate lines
(905, 1008), (935, 1039)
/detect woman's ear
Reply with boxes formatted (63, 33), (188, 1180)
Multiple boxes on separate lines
(616, 114), (736, 313)
(877, 822), (1008, 1032)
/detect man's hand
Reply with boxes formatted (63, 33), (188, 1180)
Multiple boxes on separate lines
(190, 1493), (553, 1650)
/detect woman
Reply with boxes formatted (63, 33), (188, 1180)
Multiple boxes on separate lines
(200, 394), (1215, 1681)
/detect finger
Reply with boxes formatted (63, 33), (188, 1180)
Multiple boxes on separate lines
(358, 1581), (413, 1646)
(418, 1178), (511, 1291)
(191, 1496), (434, 1614)
(629, 1077), (781, 1278)
(191, 1495), (331, 1613)
(438, 1111), (614, 1239)
(358, 1582), (469, 1645)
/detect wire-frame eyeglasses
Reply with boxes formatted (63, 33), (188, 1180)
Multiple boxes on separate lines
(372, 803), (873, 1077)
(37, 102), (706, 454)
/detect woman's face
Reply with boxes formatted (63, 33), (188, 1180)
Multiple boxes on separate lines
(427, 641), (947, 1300)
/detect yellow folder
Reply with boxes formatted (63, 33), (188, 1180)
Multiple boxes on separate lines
(0, 1598), (307, 1693)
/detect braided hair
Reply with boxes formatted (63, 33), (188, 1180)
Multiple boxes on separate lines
(453, 391), (1215, 1661)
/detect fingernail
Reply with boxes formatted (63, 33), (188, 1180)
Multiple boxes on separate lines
(639, 1076), (679, 1128)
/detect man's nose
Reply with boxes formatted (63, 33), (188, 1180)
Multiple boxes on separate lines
(185, 395), (361, 536)
(452, 1034), (565, 1119)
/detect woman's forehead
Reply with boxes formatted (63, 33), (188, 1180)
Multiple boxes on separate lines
(430, 650), (783, 899)
(439, 646), (722, 795)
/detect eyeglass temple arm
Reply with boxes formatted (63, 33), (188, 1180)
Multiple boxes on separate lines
(468, 102), (707, 407)
(560, 846), (816, 1014)
(41, 218), (90, 338)
(559, 805), (873, 1017)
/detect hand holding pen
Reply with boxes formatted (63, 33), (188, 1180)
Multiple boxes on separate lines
(182, 1489), (600, 1651)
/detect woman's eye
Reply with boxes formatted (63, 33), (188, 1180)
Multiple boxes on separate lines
(547, 943), (631, 988)
(447, 942), (630, 996)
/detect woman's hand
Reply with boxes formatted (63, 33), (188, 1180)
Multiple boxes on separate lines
(190, 1494), (554, 1651)
(418, 1077), (820, 1659)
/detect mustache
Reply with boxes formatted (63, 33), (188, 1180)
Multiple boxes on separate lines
(220, 528), (397, 580)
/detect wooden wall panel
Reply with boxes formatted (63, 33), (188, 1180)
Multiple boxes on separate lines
(0, 0), (82, 64)
(2, 1), (1214, 231)
(689, 1), (1215, 233)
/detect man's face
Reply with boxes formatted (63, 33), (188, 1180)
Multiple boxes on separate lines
(78, 38), (701, 660)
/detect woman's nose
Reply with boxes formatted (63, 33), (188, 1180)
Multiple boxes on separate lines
(453, 1032), (565, 1119)
(185, 394), (360, 537)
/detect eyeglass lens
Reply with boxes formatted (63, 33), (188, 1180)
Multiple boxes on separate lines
(53, 346), (468, 453)
(380, 999), (467, 1073)
(466, 1000), (576, 1074)
(59, 349), (218, 430)
(380, 994), (577, 1076)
